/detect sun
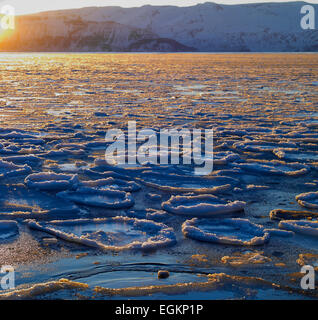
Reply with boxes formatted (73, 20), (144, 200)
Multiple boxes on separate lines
(0, 10), (16, 47)
(0, 27), (14, 43)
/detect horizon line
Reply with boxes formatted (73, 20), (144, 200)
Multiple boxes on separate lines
(10, 0), (318, 17)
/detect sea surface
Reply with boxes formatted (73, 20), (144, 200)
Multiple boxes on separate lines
(0, 53), (318, 299)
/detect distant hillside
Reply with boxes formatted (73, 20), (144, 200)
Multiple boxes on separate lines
(0, 2), (317, 52)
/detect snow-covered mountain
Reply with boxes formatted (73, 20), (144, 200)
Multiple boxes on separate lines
(1, 2), (317, 52)
(1, 16), (194, 52)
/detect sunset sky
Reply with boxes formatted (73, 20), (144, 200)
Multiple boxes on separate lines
(0, 0), (317, 15)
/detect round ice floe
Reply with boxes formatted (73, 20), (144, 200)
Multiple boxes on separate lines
(83, 167), (131, 181)
(245, 185), (270, 191)
(3, 155), (42, 167)
(182, 218), (270, 246)
(263, 228), (294, 237)
(57, 162), (89, 173)
(89, 159), (152, 179)
(139, 171), (238, 194)
(234, 140), (296, 153)
(0, 220), (19, 240)
(0, 142), (21, 155)
(44, 147), (86, 158)
(296, 192), (318, 209)
(279, 220), (318, 237)
(213, 152), (240, 165)
(0, 183), (80, 218)
(221, 251), (272, 266)
(270, 209), (318, 221)
(231, 160), (309, 177)
(25, 172), (79, 191)
(146, 193), (162, 201)
(84, 140), (108, 150)
(94, 158), (153, 173)
(273, 148), (318, 162)
(0, 131), (35, 139)
(57, 187), (134, 209)
(126, 209), (171, 222)
(0, 160), (32, 178)
(80, 178), (141, 192)
(0, 131), (44, 145)
(216, 127), (247, 137)
(162, 195), (246, 217)
(27, 217), (176, 251)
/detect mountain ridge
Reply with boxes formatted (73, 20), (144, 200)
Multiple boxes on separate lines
(1, 1), (317, 52)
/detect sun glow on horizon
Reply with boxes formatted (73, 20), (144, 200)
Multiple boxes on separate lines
(0, 27), (14, 41)
(0, 7), (15, 44)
